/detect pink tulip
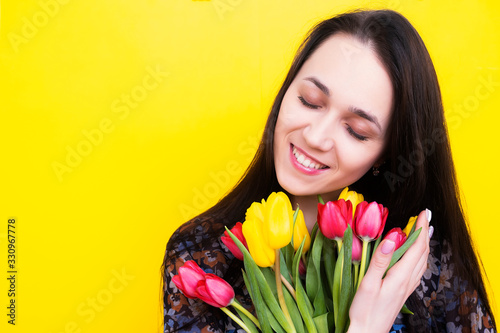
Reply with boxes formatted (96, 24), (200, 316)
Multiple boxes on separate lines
(317, 199), (353, 240)
(221, 222), (248, 261)
(353, 201), (389, 242)
(195, 274), (235, 308)
(172, 260), (206, 299)
(351, 234), (363, 263)
(383, 228), (407, 250)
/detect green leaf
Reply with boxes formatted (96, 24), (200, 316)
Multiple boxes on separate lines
(282, 244), (295, 275)
(401, 304), (414, 315)
(322, 237), (336, 297)
(313, 313), (333, 333)
(387, 227), (422, 271)
(307, 230), (328, 316)
(225, 229), (272, 333)
(293, 240), (318, 333)
(279, 249), (293, 286)
(306, 229), (323, 301)
(261, 267), (278, 299)
(233, 301), (260, 333)
(309, 222), (319, 246)
(252, 262), (295, 331)
(336, 227), (353, 333)
(332, 243), (343, 325)
(265, 304), (287, 333)
(283, 279), (305, 333)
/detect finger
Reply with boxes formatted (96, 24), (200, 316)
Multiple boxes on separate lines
(387, 210), (430, 275)
(361, 239), (396, 284)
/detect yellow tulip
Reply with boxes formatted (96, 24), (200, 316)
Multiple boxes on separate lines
(242, 217), (276, 267)
(403, 216), (418, 237)
(264, 192), (294, 249)
(338, 187), (364, 217)
(292, 209), (311, 253)
(245, 200), (265, 223)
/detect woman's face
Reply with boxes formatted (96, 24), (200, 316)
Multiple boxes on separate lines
(274, 33), (393, 201)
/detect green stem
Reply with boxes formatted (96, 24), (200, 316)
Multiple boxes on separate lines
(280, 274), (297, 300)
(275, 249), (295, 331)
(336, 239), (344, 289)
(231, 300), (261, 329)
(336, 239), (343, 255)
(221, 307), (252, 333)
(353, 263), (359, 288)
(317, 194), (325, 204)
(356, 240), (369, 290)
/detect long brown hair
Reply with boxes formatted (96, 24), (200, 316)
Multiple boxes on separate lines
(164, 9), (495, 330)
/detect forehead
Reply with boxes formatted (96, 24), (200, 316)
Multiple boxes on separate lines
(295, 33), (394, 128)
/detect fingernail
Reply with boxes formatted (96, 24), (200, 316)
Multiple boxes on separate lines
(381, 240), (396, 254)
(428, 225), (434, 239)
(426, 209), (432, 223)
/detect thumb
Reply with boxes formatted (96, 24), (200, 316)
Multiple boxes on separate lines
(364, 239), (395, 282)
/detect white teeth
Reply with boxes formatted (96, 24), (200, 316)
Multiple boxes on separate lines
(292, 146), (327, 170)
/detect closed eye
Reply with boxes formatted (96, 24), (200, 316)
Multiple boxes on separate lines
(298, 96), (320, 109)
(346, 125), (368, 141)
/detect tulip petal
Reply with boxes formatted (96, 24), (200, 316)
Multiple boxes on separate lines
(205, 274), (235, 307)
(265, 192), (294, 249)
(292, 209), (311, 253)
(195, 280), (223, 307)
(243, 218), (275, 267)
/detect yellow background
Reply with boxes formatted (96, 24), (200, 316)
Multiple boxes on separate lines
(1, 0), (498, 332)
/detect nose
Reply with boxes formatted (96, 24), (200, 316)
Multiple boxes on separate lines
(302, 114), (335, 151)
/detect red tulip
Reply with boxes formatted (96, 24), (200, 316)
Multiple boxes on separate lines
(353, 201), (389, 242)
(299, 258), (307, 277)
(383, 228), (407, 250)
(351, 234), (363, 263)
(317, 199), (353, 240)
(221, 222), (248, 260)
(172, 260), (206, 299)
(195, 274), (235, 308)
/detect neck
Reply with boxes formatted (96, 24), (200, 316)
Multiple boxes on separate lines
(291, 190), (341, 232)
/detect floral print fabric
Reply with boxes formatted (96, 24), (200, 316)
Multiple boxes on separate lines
(164, 218), (495, 332)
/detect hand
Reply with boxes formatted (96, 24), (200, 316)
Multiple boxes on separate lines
(347, 209), (432, 333)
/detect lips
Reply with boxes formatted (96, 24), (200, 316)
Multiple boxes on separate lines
(290, 144), (329, 175)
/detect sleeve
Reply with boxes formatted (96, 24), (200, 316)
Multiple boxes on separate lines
(163, 219), (249, 333)
(428, 240), (496, 333)
(390, 239), (496, 333)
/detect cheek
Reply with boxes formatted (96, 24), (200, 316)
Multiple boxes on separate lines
(336, 143), (383, 173)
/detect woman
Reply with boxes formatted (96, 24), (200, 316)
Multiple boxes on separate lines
(163, 9), (496, 332)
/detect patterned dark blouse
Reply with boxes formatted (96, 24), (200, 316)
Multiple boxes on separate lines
(163, 217), (495, 333)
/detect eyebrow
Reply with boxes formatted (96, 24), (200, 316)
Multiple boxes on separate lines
(304, 76), (382, 132)
(349, 106), (382, 132)
(304, 77), (330, 96)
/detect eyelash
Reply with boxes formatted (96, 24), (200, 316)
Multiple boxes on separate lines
(346, 125), (368, 141)
(298, 96), (320, 109)
(297, 96), (368, 142)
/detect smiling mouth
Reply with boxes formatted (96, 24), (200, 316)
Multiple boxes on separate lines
(291, 144), (329, 170)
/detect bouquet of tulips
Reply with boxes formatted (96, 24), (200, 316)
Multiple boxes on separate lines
(172, 188), (421, 333)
